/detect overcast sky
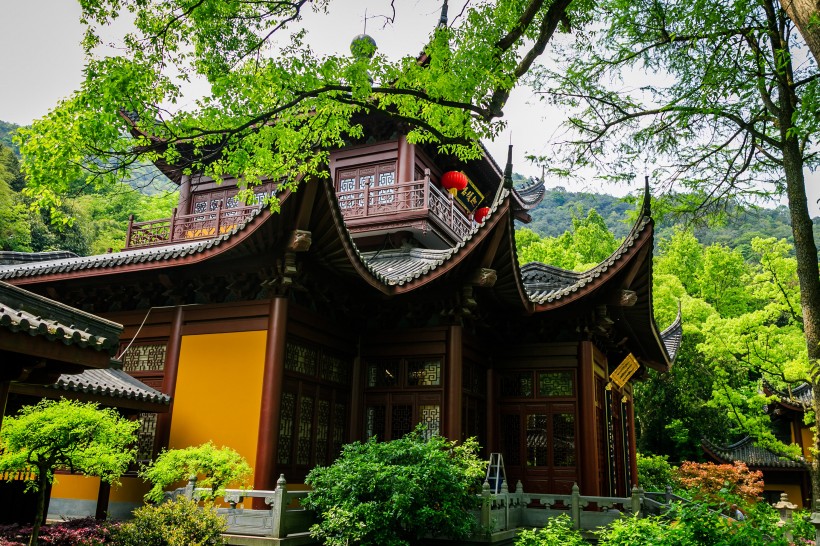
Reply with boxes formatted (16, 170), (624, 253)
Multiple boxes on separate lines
(1, 0), (818, 215)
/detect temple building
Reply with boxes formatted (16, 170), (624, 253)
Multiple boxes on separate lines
(0, 117), (680, 518)
(703, 383), (813, 507)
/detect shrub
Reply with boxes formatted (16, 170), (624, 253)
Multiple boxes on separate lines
(304, 425), (485, 546)
(111, 497), (225, 546)
(0, 518), (114, 546)
(514, 515), (586, 546)
(673, 461), (763, 507)
(636, 453), (675, 492)
(596, 514), (670, 546)
(140, 443), (252, 503)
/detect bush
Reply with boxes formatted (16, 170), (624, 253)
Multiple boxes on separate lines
(111, 497), (225, 546)
(304, 425), (485, 546)
(140, 443), (252, 503)
(673, 461), (763, 508)
(0, 518), (114, 546)
(636, 453), (675, 492)
(514, 515), (585, 546)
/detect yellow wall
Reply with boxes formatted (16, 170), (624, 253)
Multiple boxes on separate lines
(169, 330), (267, 476)
(765, 483), (804, 509)
(51, 475), (147, 504)
(801, 426), (813, 460)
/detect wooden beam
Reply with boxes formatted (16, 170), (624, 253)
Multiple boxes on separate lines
(0, 334), (112, 370)
(479, 219), (508, 270)
(294, 179), (320, 231)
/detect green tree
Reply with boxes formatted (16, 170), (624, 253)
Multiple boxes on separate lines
(140, 442), (252, 503)
(17, 0), (586, 225)
(541, 0), (820, 501)
(112, 496), (227, 546)
(304, 427), (485, 546)
(0, 399), (138, 546)
(516, 209), (620, 270)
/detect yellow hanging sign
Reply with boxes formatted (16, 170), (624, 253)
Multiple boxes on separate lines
(610, 353), (640, 389)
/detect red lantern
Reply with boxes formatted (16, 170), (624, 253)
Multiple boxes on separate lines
(474, 206), (490, 223)
(441, 171), (468, 197)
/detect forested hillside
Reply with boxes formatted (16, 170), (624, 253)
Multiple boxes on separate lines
(519, 177), (817, 257)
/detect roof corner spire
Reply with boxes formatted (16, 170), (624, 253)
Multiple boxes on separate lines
(438, 0), (449, 27)
(503, 144), (513, 189)
(642, 175), (651, 217)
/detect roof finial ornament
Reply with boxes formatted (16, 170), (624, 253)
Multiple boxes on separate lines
(642, 174), (651, 217)
(439, 0), (449, 27)
(351, 10), (377, 60)
(503, 143), (514, 190)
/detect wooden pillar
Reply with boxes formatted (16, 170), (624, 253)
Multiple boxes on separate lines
(254, 297), (289, 500)
(626, 391), (639, 488)
(349, 354), (363, 441)
(446, 325), (463, 441)
(0, 380), (9, 431)
(177, 174), (192, 214)
(396, 134), (415, 183)
(578, 341), (600, 495)
(485, 367), (496, 454)
(155, 305), (185, 451)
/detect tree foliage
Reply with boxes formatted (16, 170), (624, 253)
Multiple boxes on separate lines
(304, 427), (485, 546)
(140, 442), (252, 503)
(16, 0), (590, 221)
(0, 399), (138, 546)
(112, 497), (226, 546)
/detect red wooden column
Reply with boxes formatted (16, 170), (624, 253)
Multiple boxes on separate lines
(578, 341), (600, 496)
(0, 380), (10, 431)
(254, 297), (289, 499)
(626, 391), (639, 488)
(155, 305), (185, 451)
(485, 368), (496, 454)
(396, 134), (415, 183)
(349, 354), (363, 441)
(446, 325), (463, 441)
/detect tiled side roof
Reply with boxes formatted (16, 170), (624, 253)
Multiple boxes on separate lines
(46, 368), (170, 405)
(768, 383), (813, 409)
(702, 437), (805, 469)
(360, 247), (457, 286)
(511, 180), (546, 209)
(521, 216), (652, 304)
(0, 251), (78, 265)
(347, 184), (511, 287)
(0, 209), (263, 282)
(0, 281), (121, 353)
(660, 307), (683, 362)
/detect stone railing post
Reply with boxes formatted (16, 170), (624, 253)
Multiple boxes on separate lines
(631, 485), (643, 516)
(184, 475), (197, 500)
(269, 474), (288, 539)
(571, 483), (582, 530)
(480, 481), (492, 531)
(500, 479), (509, 530)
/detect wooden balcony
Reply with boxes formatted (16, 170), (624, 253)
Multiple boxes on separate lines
(125, 203), (261, 249)
(338, 170), (474, 245)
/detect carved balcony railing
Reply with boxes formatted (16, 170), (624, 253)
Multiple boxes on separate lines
(125, 203), (261, 249)
(337, 169), (474, 242)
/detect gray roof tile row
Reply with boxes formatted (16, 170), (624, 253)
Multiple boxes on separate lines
(702, 437), (804, 469)
(47, 368), (171, 405)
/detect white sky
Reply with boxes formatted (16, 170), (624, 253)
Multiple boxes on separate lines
(1, 0), (818, 215)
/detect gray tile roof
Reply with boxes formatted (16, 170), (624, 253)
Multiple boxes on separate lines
(361, 247), (457, 285)
(660, 307), (683, 362)
(0, 281), (121, 353)
(46, 368), (170, 405)
(0, 251), (79, 266)
(0, 209), (263, 281)
(702, 436), (805, 469)
(512, 180), (546, 209)
(768, 383), (812, 408)
(520, 217), (651, 304)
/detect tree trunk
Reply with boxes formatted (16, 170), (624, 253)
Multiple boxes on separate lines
(781, 136), (820, 506)
(29, 472), (49, 546)
(781, 0), (820, 67)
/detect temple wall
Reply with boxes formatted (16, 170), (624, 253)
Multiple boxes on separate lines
(170, 330), (267, 480)
(48, 475), (148, 520)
